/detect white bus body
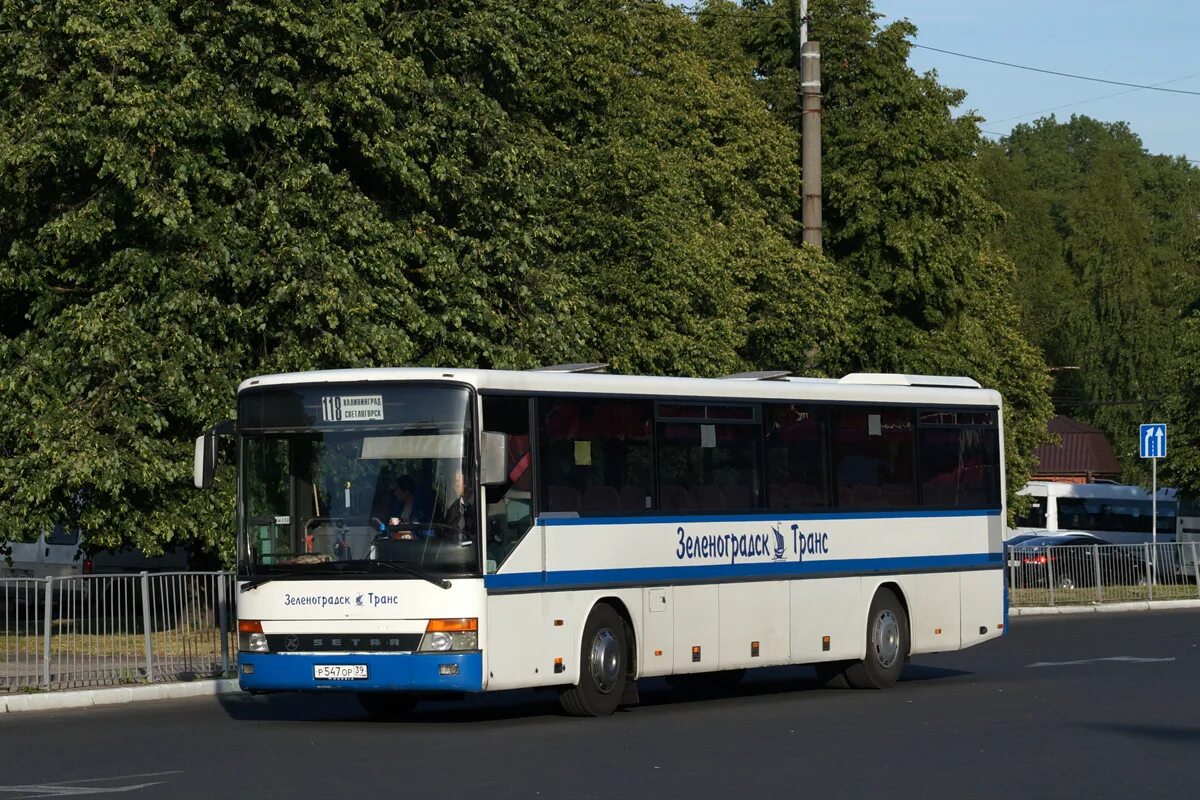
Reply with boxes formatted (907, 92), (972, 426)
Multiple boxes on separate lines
(1177, 495), (1200, 579)
(1012, 481), (1176, 545)
(214, 368), (1007, 715)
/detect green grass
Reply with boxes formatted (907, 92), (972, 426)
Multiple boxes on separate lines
(1, 619), (232, 660)
(1011, 582), (1200, 606)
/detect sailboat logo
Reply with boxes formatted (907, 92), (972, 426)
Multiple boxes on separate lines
(772, 526), (787, 561)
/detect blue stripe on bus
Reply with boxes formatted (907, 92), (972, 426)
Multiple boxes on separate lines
(537, 508), (1001, 527)
(239, 652), (483, 693)
(485, 552), (1003, 592)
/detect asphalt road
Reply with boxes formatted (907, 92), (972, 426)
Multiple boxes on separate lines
(3, 609), (1198, 800)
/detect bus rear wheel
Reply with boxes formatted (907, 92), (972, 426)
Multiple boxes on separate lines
(844, 588), (909, 689)
(357, 692), (419, 718)
(559, 604), (628, 717)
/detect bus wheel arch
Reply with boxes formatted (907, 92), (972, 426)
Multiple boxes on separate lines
(594, 596), (638, 677)
(559, 599), (636, 717)
(845, 584), (910, 689)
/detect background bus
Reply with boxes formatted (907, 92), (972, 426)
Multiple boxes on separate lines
(1011, 481), (1176, 545)
(1177, 494), (1200, 580)
(198, 367), (1007, 716)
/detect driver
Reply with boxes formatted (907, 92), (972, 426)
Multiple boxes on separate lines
(382, 475), (428, 540)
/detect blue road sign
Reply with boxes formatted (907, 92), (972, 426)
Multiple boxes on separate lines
(1139, 423), (1167, 459)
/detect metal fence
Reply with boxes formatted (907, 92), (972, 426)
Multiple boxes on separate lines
(5, 552), (1199, 692)
(1, 571), (235, 693)
(1008, 541), (1200, 607)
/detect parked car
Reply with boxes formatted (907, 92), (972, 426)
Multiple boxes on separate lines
(1003, 531), (1065, 570)
(1008, 534), (1145, 590)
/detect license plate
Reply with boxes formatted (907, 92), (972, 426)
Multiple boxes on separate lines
(313, 664), (368, 680)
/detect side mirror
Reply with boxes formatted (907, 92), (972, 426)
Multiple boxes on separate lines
(193, 419), (235, 490)
(480, 432), (509, 486)
(194, 433), (216, 489)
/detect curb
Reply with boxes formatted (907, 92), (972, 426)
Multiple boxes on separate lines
(1, 678), (243, 714)
(1012, 599), (1200, 616)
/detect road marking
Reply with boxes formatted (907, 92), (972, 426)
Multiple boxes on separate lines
(0, 771), (179, 798)
(1027, 656), (1176, 668)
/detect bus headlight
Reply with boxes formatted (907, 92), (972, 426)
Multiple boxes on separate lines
(238, 620), (269, 653)
(418, 618), (478, 652)
(240, 632), (269, 653)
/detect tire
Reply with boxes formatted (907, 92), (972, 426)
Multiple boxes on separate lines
(357, 692), (419, 718)
(1056, 575), (1076, 591)
(844, 588), (909, 690)
(814, 661), (851, 689)
(666, 669), (745, 696)
(559, 604), (629, 717)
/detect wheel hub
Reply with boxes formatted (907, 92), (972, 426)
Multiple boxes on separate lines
(874, 609), (900, 669)
(589, 628), (621, 694)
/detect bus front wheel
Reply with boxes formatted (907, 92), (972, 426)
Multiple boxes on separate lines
(559, 604), (628, 717)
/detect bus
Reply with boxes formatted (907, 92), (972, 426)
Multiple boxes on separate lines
(194, 366), (1007, 717)
(1177, 493), (1200, 580)
(1011, 481), (1177, 545)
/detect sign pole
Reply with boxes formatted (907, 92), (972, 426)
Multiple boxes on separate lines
(1151, 455), (1157, 580)
(1139, 422), (1167, 584)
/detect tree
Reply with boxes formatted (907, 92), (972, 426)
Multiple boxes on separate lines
(1065, 145), (1170, 468)
(978, 142), (1082, 373)
(0, 0), (852, 557)
(695, 0), (1053, 506)
(990, 116), (1199, 480)
(548, 2), (852, 378)
(0, 0), (582, 558)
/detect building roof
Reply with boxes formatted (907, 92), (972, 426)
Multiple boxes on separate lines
(1033, 415), (1122, 479)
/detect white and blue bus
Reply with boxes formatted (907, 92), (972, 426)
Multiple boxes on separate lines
(195, 366), (1007, 716)
(1011, 481), (1177, 544)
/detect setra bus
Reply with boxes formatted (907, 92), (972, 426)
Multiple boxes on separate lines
(194, 366), (1008, 716)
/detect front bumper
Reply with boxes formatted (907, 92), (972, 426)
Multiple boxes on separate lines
(238, 651), (483, 693)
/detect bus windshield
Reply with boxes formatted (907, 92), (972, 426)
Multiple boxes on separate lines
(238, 384), (477, 579)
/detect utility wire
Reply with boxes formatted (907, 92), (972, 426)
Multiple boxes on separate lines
(990, 74), (1200, 124)
(912, 44), (1200, 96)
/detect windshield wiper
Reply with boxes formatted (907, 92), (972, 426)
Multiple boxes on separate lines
(358, 559), (452, 590)
(239, 560), (451, 592)
(239, 569), (344, 593)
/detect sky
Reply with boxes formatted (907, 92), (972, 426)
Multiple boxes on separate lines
(869, 0), (1199, 162)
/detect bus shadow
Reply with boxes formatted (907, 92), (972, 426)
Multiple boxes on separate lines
(215, 664), (973, 724)
(1082, 722), (1200, 743)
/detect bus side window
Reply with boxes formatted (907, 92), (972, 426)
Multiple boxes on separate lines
(764, 404), (828, 510)
(916, 412), (1001, 510)
(482, 396), (534, 572)
(655, 403), (763, 512)
(831, 408), (917, 508)
(1014, 497), (1047, 528)
(538, 398), (654, 516)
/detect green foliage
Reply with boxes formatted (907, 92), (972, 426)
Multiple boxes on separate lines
(549, 3), (852, 377)
(1163, 297), (1200, 496)
(1, 0), (855, 558)
(985, 116), (1199, 485)
(696, 0), (1054, 511)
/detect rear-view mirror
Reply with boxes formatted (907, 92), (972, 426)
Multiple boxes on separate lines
(480, 432), (509, 486)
